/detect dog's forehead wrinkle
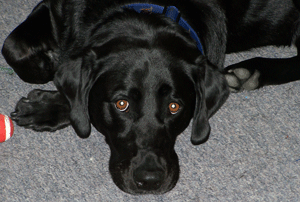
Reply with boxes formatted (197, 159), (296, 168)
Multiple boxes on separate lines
(124, 53), (174, 93)
(131, 62), (150, 79)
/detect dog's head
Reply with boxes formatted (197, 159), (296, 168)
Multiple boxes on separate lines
(54, 12), (229, 194)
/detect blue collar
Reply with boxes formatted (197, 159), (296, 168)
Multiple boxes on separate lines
(124, 4), (204, 55)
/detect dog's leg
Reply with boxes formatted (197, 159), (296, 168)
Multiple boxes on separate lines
(224, 54), (300, 92)
(10, 90), (71, 132)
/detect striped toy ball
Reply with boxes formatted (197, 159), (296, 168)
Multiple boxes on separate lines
(0, 114), (14, 143)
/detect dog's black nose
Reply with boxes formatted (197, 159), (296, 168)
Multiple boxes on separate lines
(134, 168), (164, 191)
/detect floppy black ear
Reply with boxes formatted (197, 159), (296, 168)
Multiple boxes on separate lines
(191, 57), (229, 145)
(54, 51), (101, 138)
(2, 2), (58, 84)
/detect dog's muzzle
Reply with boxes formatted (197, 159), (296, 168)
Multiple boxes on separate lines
(133, 152), (166, 191)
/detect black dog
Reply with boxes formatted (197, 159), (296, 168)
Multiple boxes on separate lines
(2, 0), (300, 195)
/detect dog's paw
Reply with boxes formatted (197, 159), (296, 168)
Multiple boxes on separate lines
(225, 67), (261, 92)
(11, 89), (71, 132)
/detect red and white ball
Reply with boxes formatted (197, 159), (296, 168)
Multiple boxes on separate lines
(0, 114), (14, 143)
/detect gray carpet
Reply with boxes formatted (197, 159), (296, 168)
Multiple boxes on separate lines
(1, 0), (300, 201)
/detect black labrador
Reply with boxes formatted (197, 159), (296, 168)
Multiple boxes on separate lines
(2, 0), (300, 195)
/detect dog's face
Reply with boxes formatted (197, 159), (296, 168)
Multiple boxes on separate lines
(55, 38), (228, 195)
(53, 14), (229, 195)
(88, 48), (196, 194)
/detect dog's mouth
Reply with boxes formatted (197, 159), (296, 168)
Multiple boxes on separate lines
(109, 150), (180, 195)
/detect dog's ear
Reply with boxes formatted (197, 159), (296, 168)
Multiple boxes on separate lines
(2, 2), (58, 84)
(191, 56), (229, 145)
(54, 51), (101, 138)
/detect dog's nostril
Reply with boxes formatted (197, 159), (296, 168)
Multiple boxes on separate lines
(134, 170), (164, 191)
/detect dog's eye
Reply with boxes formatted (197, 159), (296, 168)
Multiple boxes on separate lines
(115, 100), (129, 112)
(169, 103), (180, 114)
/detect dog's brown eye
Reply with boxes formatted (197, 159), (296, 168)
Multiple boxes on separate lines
(169, 103), (180, 114)
(115, 100), (129, 112)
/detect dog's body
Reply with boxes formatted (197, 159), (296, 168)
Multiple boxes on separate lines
(2, 0), (300, 195)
